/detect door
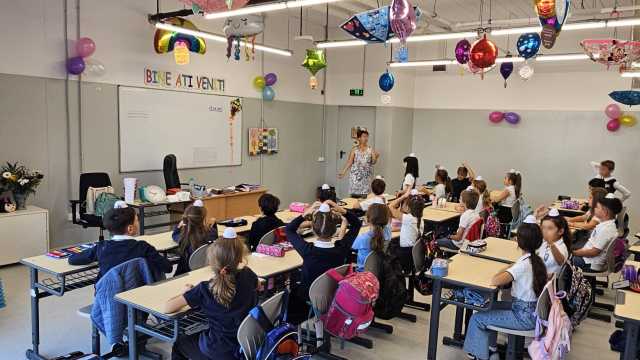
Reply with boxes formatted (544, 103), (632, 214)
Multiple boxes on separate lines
(335, 106), (376, 198)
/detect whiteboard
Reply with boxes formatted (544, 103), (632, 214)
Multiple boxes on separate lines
(118, 86), (242, 172)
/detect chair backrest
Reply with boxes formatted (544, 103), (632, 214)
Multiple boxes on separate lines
(237, 291), (287, 360)
(188, 243), (212, 271)
(535, 284), (552, 322)
(616, 206), (628, 238)
(79, 173), (111, 214)
(511, 198), (521, 221)
(309, 264), (350, 316)
(363, 251), (382, 278)
(258, 226), (285, 246)
(412, 237), (426, 274)
(604, 237), (618, 274)
(465, 218), (484, 242)
(163, 154), (180, 190)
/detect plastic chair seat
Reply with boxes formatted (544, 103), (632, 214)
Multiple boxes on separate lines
(486, 325), (535, 338)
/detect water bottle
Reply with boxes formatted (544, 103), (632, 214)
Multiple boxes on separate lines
(188, 177), (195, 195)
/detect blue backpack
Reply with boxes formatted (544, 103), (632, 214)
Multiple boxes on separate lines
(246, 291), (311, 360)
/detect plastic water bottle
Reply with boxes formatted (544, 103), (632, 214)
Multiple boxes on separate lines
(188, 177), (195, 195)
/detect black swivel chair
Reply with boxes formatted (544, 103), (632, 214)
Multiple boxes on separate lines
(163, 154), (189, 193)
(70, 172), (112, 241)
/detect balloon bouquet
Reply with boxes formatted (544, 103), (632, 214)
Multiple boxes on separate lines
(67, 37), (105, 77)
(489, 111), (521, 125)
(252, 73), (278, 101)
(223, 15), (264, 61)
(604, 103), (637, 132)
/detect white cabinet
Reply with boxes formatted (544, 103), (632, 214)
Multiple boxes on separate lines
(0, 206), (49, 265)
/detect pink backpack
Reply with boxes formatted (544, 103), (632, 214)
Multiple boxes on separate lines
(528, 278), (572, 360)
(484, 208), (501, 238)
(321, 266), (379, 340)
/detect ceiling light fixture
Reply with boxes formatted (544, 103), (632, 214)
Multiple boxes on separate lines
(389, 53), (591, 68)
(205, 0), (342, 19)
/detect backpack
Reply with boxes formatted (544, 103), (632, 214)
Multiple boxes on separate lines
(414, 236), (439, 296)
(94, 192), (121, 218)
(374, 245), (408, 320)
(528, 278), (572, 360)
(85, 186), (114, 215)
(612, 237), (629, 273)
(556, 261), (593, 328)
(322, 266), (379, 340)
(511, 197), (533, 233)
(246, 291), (311, 360)
(484, 209), (501, 238)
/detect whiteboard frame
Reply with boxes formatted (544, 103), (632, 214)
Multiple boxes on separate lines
(117, 85), (243, 173)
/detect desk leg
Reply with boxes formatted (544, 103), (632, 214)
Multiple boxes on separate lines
(128, 306), (139, 360)
(622, 321), (639, 360)
(453, 306), (464, 340)
(138, 208), (146, 235)
(25, 268), (46, 360)
(427, 279), (442, 360)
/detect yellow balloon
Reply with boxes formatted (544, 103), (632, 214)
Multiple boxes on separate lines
(253, 76), (265, 90)
(620, 114), (637, 127)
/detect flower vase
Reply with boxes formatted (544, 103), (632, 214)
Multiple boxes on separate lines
(13, 192), (27, 210)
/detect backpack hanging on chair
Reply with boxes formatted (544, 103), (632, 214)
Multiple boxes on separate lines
(374, 241), (408, 320)
(556, 260), (593, 328)
(484, 208), (501, 238)
(94, 192), (121, 218)
(528, 277), (572, 360)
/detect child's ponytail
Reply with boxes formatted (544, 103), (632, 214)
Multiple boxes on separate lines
(208, 238), (248, 307)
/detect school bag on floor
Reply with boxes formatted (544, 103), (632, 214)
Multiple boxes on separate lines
(528, 278), (572, 360)
(373, 246), (408, 320)
(94, 192), (121, 217)
(322, 266), (379, 340)
(556, 261), (593, 328)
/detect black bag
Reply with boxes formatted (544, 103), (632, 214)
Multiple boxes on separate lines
(373, 243), (408, 320)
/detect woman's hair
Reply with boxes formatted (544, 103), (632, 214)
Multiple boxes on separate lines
(103, 207), (136, 235)
(516, 223), (547, 296)
(597, 196), (623, 219)
(259, 193), (280, 216)
(367, 204), (390, 253)
(178, 205), (209, 255)
(506, 172), (522, 199)
(541, 214), (572, 251)
(207, 238), (249, 308)
(435, 169), (452, 194)
(457, 166), (468, 178)
(370, 178), (386, 196)
(461, 190), (479, 210)
(357, 128), (369, 139)
(473, 179), (491, 208)
(312, 211), (341, 239)
(404, 156), (419, 179)
(407, 194), (425, 233)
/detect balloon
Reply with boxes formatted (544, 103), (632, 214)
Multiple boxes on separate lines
(504, 112), (521, 125)
(223, 15), (264, 38)
(465, 61), (495, 75)
(341, 6), (391, 43)
(309, 76), (318, 90)
(519, 64), (534, 80)
(178, 0), (249, 13)
(389, 0), (417, 46)
(489, 111), (504, 123)
(541, 25), (557, 49)
(66, 57), (85, 75)
(378, 71), (395, 92)
(619, 114), (637, 127)
(76, 37), (96, 58)
(470, 35), (498, 69)
(534, 0), (555, 18)
(605, 103), (622, 119)
(253, 76), (266, 90)
(455, 39), (471, 64)
(154, 17), (206, 54)
(301, 49), (327, 76)
(581, 39), (640, 67)
(609, 90), (640, 106)
(517, 33), (541, 59)
(607, 118), (621, 132)
(84, 58), (106, 77)
(500, 58), (514, 88)
(264, 73), (278, 86)
(262, 86), (275, 101)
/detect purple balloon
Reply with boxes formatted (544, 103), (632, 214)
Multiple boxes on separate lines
(504, 112), (521, 124)
(264, 72), (277, 86)
(455, 39), (471, 64)
(500, 62), (514, 80)
(66, 56), (85, 75)
(389, 0), (417, 45)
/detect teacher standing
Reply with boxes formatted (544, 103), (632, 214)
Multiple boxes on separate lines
(338, 129), (380, 198)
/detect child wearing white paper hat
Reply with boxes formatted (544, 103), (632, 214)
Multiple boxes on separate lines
(388, 188), (425, 272)
(354, 177), (388, 212)
(537, 208), (571, 276)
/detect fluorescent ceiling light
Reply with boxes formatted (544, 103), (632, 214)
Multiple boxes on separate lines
(205, 0), (341, 19)
(495, 57), (526, 63)
(389, 60), (457, 67)
(390, 53), (591, 68)
(491, 26), (541, 36)
(154, 22), (292, 56)
(621, 71), (640, 77)
(317, 40), (367, 48)
(535, 53), (589, 61)
(563, 21), (606, 30)
(404, 32), (478, 42)
(608, 18), (640, 27)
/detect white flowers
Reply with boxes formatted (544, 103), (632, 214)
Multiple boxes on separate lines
(2, 172), (11, 179)
(18, 178), (29, 186)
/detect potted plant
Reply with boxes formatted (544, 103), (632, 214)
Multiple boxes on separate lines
(0, 162), (44, 210)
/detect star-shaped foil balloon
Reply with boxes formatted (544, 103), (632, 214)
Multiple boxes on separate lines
(302, 49), (327, 76)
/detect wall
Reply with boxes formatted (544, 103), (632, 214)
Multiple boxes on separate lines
(412, 109), (640, 233)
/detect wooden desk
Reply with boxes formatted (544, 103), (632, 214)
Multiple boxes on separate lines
(423, 208), (461, 223)
(614, 290), (640, 360)
(461, 237), (521, 264)
(201, 187), (267, 221)
(426, 254), (504, 360)
(126, 199), (191, 235)
(428, 202), (462, 213)
(489, 190), (502, 203)
(340, 197), (360, 209)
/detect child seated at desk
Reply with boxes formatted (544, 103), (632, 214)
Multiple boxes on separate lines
(538, 208), (571, 276)
(247, 193), (284, 251)
(352, 202), (392, 271)
(165, 232), (258, 360)
(172, 201), (218, 275)
(464, 216), (547, 360)
(572, 194), (622, 272)
(353, 177), (387, 211)
(286, 201), (362, 324)
(566, 187), (606, 249)
(69, 201), (172, 280)
(450, 162), (476, 203)
(389, 189), (425, 272)
(436, 188), (480, 251)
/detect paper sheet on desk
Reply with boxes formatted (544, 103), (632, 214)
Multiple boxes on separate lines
(251, 252), (268, 258)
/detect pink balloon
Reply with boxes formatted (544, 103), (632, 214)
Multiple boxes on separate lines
(389, 0), (417, 45)
(489, 111), (504, 123)
(76, 37), (96, 58)
(605, 103), (622, 119)
(607, 118), (621, 132)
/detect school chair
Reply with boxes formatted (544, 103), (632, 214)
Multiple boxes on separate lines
(188, 243), (213, 271)
(70, 172), (112, 241)
(498, 198), (521, 239)
(162, 154), (189, 193)
(237, 291), (287, 360)
(584, 241), (618, 322)
(407, 234), (431, 311)
(258, 226), (286, 246)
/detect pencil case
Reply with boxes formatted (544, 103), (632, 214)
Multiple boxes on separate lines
(465, 240), (487, 254)
(431, 258), (449, 277)
(256, 244), (285, 257)
(561, 200), (580, 210)
(289, 202), (308, 213)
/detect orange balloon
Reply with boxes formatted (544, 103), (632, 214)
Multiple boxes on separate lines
(470, 35), (498, 69)
(535, 0), (556, 18)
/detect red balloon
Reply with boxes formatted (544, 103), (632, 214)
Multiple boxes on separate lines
(607, 118), (621, 132)
(470, 35), (498, 69)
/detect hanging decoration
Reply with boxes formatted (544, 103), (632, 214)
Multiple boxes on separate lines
(517, 33), (541, 60)
(179, 0), (250, 13)
(223, 15), (264, 61)
(341, 6), (392, 43)
(500, 54), (514, 88)
(253, 75), (266, 90)
(581, 39), (640, 69)
(174, 41), (191, 65)
(455, 39), (471, 64)
(464, 61), (495, 75)
(258, 72), (278, 101)
(302, 49), (326, 90)
(488, 111), (521, 125)
(66, 37), (103, 76)
(378, 71), (395, 92)
(390, 0), (419, 62)
(469, 34), (498, 79)
(519, 64), (534, 80)
(603, 103), (636, 132)
(610, 90), (640, 106)
(154, 17), (206, 58)
(533, 0), (571, 49)
(229, 98), (242, 164)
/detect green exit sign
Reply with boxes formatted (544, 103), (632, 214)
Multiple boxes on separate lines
(350, 88), (364, 96)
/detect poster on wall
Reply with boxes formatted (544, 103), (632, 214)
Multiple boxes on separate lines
(144, 67), (225, 93)
(249, 128), (279, 156)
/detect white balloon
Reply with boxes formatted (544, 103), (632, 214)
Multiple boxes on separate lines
(84, 58), (106, 77)
(519, 64), (534, 80)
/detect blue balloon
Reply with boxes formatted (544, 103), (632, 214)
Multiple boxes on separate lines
(262, 86), (275, 101)
(517, 33), (541, 60)
(610, 90), (640, 106)
(378, 72), (395, 92)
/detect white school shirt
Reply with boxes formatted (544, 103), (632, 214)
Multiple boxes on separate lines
(399, 213), (420, 248)
(500, 185), (517, 207)
(403, 174), (415, 189)
(359, 195), (387, 212)
(475, 193), (485, 214)
(583, 219), (617, 271)
(453, 209), (480, 248)
(506, 254), (538, 302)
(590, 161), (631, 202)
(434, 183), (446, 200)
(536, 239), (569, 275)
